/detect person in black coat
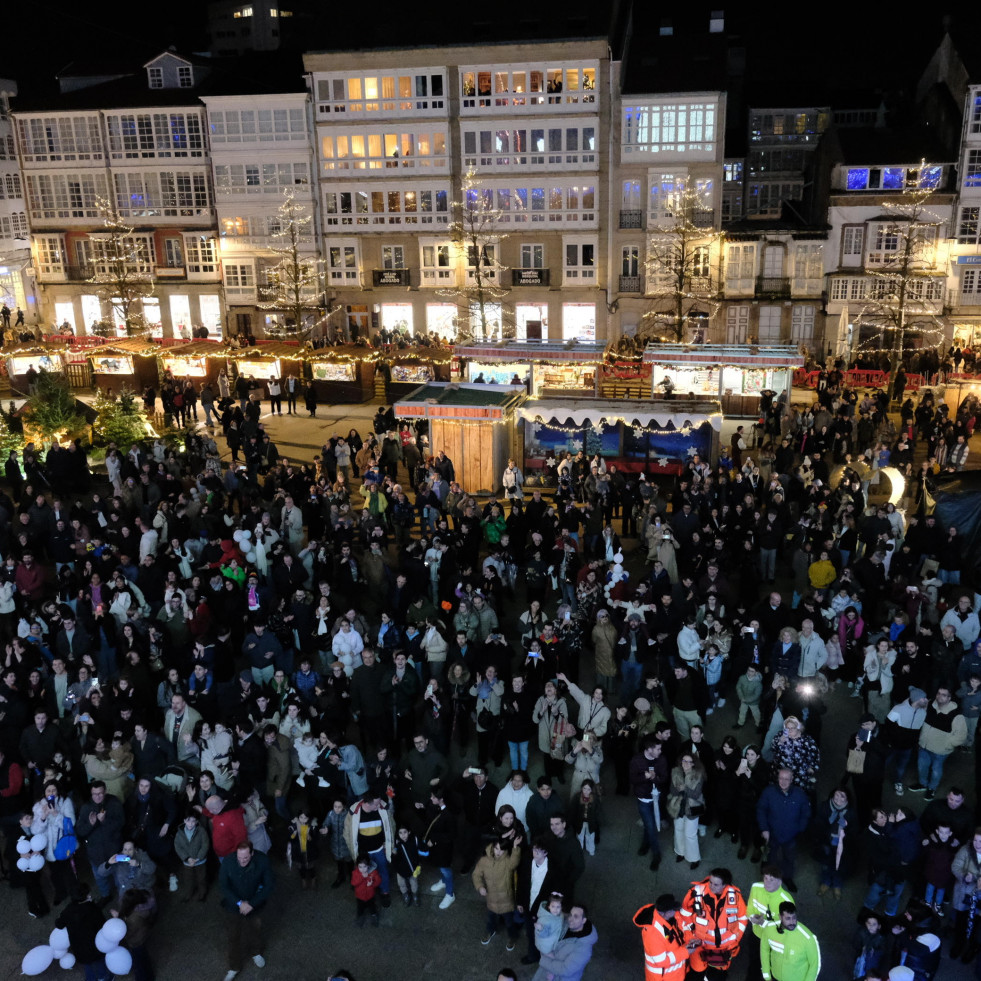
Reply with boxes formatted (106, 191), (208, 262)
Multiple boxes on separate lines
(516, 836), (568, 965)
(233, 720), (267, 797)
(421, 784), (456, 903)
(56, 883), (109, 975)
(125, 776), (178, 864)
(845, 714), (890, 825)
(453, 767), (500, 874)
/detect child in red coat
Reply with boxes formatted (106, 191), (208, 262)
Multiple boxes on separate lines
(351, 855), (380, 927)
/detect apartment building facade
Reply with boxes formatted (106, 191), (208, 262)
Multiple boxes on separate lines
(304, 39), (610, 344)
(949, 83), (981, 349)
(0, 79), (33, 321)
(12, 52), (223, 339)
(201, 86), (316, 337)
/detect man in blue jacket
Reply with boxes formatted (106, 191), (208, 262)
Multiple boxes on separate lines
(220, 840), (274, 981)
(756, 768), (811, 892)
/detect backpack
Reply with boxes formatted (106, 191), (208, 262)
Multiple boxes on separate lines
(54, 817), (78, 860)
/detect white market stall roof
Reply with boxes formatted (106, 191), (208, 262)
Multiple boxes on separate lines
(517, 398), (723, 431)
(454, 339), (609, 363)
(641, 343), (805, 369)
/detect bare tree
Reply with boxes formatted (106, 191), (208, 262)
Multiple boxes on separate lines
(88, 197), (155, 337)
(257, 190), (325, 339)
(853, 166), (947, 390)
(439, 170), (511, 341)
(640, 180), (722, 343)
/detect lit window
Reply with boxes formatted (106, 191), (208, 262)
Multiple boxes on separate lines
(269, 7), (278, 15)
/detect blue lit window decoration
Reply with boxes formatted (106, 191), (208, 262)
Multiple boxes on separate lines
(846, 168), (869, 190)
(920, 166), (942, 189)
(881, 168), (904, 190)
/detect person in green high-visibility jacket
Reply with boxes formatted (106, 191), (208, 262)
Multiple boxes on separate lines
(760, 902), (821, 981)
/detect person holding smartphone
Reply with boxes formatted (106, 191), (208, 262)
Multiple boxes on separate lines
(103, 840), (157, 902)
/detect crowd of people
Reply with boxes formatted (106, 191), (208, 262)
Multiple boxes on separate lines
(0, 370), (978, 981)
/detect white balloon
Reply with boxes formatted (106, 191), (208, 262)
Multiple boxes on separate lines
(232, 530), (244, 542)
(16, 856), (29, 871)
(105, 947), (133, 975)
(49, 928), (70, 952)
(240, 529), (252, 541)
(28, 854), (45, 872)
(16, 839), (31, 855)
(101, 918), (127, 944)
(21, 946), (54, 977)
(59, 953), (76, 969)
(245, 551), (256, 564)
(30, 834), (47, 852)
(95, 931), (118, 954)
(51, 949), (68, 961)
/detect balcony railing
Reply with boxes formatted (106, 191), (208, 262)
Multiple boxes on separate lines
(691, 210), (716, 228)
(619, 209), (643, 229)
(755, 276), (791, 297)
(619, 275), (642, 293)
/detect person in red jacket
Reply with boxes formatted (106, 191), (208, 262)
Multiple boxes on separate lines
(351, 854), (381, 927)
(206, 795), (247, 861)
(634, 893), (691, 980)
(678, 867), (747, 975)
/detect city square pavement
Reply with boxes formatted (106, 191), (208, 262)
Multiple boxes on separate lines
(0, 393), (975, 980)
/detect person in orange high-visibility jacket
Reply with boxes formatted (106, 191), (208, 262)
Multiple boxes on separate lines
(678, 868), (747, 975)
(634, 894), (691, 981)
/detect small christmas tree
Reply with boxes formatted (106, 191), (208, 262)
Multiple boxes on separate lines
(24, 371), (86, 446)
(92, 388), (150, 447)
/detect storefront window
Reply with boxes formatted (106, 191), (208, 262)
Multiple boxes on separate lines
(143, 298), (163, 339)
(200, 295), (223, 338)
(54, 301), (76, 332)
(81, 295), (102, 334)
(516, 302), (548, 340)
(381, 302), (413, 334)
(169, 295), (192, 339)
(561, 302), (595, 341)
(426, 303), (457, 339)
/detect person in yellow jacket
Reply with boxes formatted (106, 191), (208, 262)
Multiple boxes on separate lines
(633, 893), (690, 981)
(760, 903), (820, 981)
(745, 866), (796, 981)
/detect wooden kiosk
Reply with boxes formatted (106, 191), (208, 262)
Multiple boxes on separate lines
(308, 346), (378, 403)
(395, 382), (526, 495)
(87, 337), (162, 394)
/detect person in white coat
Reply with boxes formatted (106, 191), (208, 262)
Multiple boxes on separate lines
(331, 619), (365, 676)
(503, 459), (524, 501)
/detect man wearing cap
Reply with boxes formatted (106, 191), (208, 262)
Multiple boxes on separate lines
(884, 687), (928, 795)
(759, 902), (820, 981)
(633, 893), (690, 980)
(746, 865), (796, 981)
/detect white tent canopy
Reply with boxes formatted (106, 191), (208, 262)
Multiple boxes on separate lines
(516, 398), (723, 431)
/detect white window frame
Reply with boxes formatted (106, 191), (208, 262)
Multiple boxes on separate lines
(148, 67), (163, 89)
(520, 243), (545, 269)
(314, 69), (447, 116)
(460, 121), (598, 171)
(791, 305), (815, 342)
(35, 235), (66, 276)
(326, 239), (360, 284)
(961, 268), (981, 302)
(726, 305), (750, 343)
(841, 225), (865, 266)
(563, 235), (596, 285)
(321, 126), (449, 172)
(758, 305), (783, 341)
(725, 244), (756, 293)
(323, 183), (450, 228)
(419, 239), (452, 286)
(184, 235), (217, 276)
(178, 66), (193, 88)
(793, 243), (824, 294)
(381, 245), (406, 269)
(459, 62), (598, 114)
(622, 100), (718, 156)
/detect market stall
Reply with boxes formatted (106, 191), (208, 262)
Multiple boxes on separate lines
(222, 340), (308, 400)
(308, 346), (378, 404)
(395, 382), (526, 495)
(4, 342), (69, 391)
(641, 343), (803, 416)
(159, 339), (225, 388)
(381, 348), (454, 401)
(87, 337), (161, 395)
(453, 339), (609, 396)
(517, 397), (722, 482)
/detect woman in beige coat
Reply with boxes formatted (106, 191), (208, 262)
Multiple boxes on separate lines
(472, 838), (522, 946)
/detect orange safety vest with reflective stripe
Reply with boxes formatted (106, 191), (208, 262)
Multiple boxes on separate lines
(678, 879), (748, 953)
(633, 905), (690, 981)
